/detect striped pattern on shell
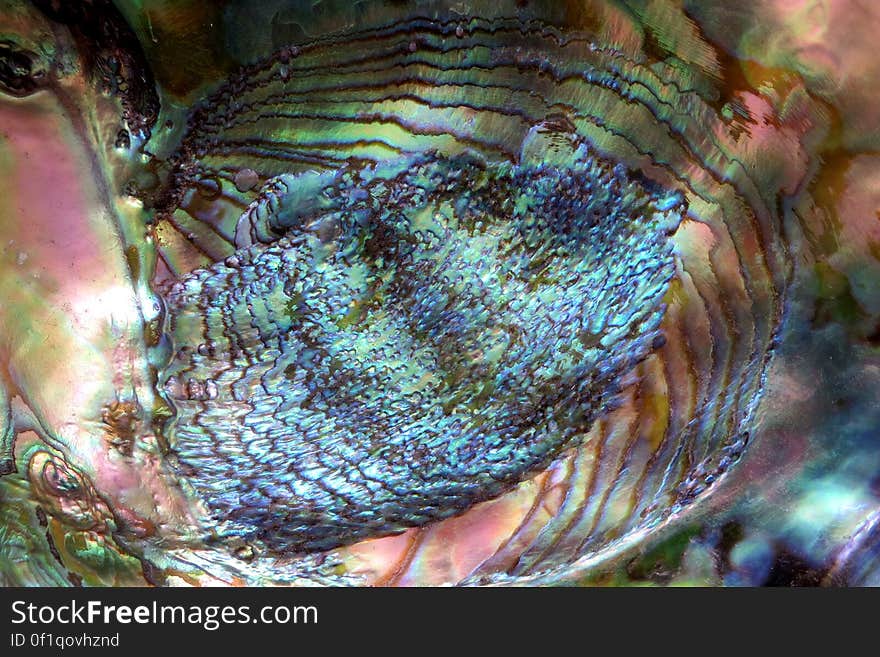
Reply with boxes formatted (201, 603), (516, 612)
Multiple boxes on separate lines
(146, 12), (793, 576)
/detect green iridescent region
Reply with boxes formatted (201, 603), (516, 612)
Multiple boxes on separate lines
(163, 150), (683, 551)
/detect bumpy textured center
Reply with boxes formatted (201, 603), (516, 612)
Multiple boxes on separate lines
(162, 149), (683, 552)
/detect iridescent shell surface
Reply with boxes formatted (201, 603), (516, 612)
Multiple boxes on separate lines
(0, 0), (878, 586)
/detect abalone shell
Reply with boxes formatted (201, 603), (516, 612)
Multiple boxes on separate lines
(0, 0), (878, 586)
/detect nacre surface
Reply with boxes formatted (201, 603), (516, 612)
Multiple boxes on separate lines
(0, 0), (878, 586)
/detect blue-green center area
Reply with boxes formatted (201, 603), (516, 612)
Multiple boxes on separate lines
(165, 149), (684, 551)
